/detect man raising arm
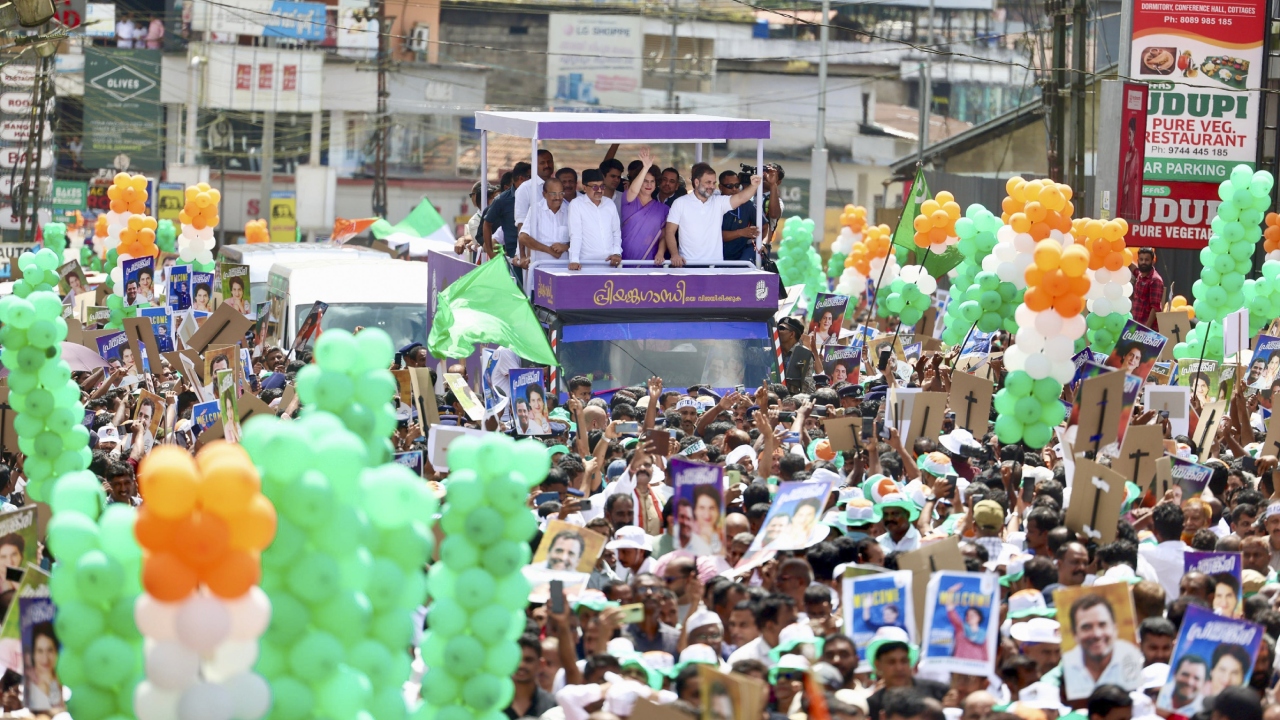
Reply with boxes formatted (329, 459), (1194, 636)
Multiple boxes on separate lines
(661, 164), (761, 267)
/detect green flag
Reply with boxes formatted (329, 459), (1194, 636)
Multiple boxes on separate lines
(427, 257), (559, 366)
(371, 199), (453, 243)
(891, 167), (964, 278)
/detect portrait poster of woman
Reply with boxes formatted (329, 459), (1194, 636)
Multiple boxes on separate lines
(671, 457), (724, 556)
(18, 566), (59, 713)
(220, 263), (252, 317)
(1104, 318), (1166, 383)
(509, 369), (551, 435)
(808, 293), (849, 348)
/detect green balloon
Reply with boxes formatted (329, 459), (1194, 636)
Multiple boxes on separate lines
(54, 599), (106, 649)
(82, 635), (136, 689)
(281, 470), (335, 529)
(255, 640), (287, 678)
(470, 604), (513, 647)
(444, 634), (486, 676)
(463, 673), (506, 712)
(50, 470), (103, 519)
(288, 631), (346, 682)
(287, 551), (343, 606)
(481, 540), (529, 578)
(464, 507), (505, 547)
(483, 642), (521, 676)
(316, 330), (360, 374)
(74, 550), (124, 604)
(314, 589), (372, 645)
(339, 546), (374, 592)
(317, 664), (373, 720)
(47, 511), (100, 564)
(270, 676), (316, 720)
(349, 640), (396, 683)
(365, 558), (407, 611)
(66, 684), (117, 720)
(422, 669), (462, 707)
(454, 567), (496, 609)
(371, 608), (414, 649)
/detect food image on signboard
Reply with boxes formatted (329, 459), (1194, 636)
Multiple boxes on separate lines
(1200, 56), (1249, 89)
(1141, 47), (1177, 74)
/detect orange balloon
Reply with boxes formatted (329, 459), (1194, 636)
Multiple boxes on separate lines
(1024, 266), (1044, 287)
(198, 459), (261, 519)
(1010, 213), (1031, 234)
(138, 447), (201, 519)
(135, 505), (181, 551)
(913, 215), (931, 233)
(1024, 201), (1047, 223)
(173, 511), (231, 570)
(228, 495), (277, 552)
(143, 552), (199, 602)
(1068, 276), (1090, 296)
(1103, 252), (1126, 272)
(1054, 293), (1084, 317)
(202, 550), (260, 599)
(1042, 270), (1069, 297)
(1024, 287), (1053, 312)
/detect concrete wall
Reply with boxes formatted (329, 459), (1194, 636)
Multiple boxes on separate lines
(438, 8), (549, 108)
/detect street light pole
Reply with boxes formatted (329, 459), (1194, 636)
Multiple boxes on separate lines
(808, 0), (830, 241)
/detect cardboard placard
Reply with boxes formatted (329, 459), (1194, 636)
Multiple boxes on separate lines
(948, 371), (993, 435)
(185, 302), (253, 354)
(907, 391), (947, 444)
(162, 350), (205, 384)
(1191, 399), (1227, 454)
(1156, 312), (1192, 361)
(1074, 369), (1127, 452)
(896, 535), (964, 633)
(1064, 458), (1127, 544)
(64, 317), (83, 346)
(426, 424), (487, 472)
(1116, 424), (1162, 489)
(392, 369), (414, 405)
(821, 415), (862, 452)
(123, 317), (161, 379)
(410, 367), (440, 428)
(80, 329), (112, 352)
(1154, 455), (1174, 498)
(1224, 308), (1250, 360)
(1144, 385), (1191, 437)
(696, 665), (767, 720)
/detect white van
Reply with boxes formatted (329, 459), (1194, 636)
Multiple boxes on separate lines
(218, 242), (390, 308)
(265, 257), (430, 351)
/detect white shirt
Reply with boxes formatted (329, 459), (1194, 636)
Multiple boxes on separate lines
(726, 636), (775, 668)
(568, 197), (622, 265)
(667, 193), (733, 263)
(515, 175), (545, 227)
(522, 198), (570, 268)
(877, 526), (921, 553)
(1061, 639), (1144, 700)
(1138, 539), (1188, 603)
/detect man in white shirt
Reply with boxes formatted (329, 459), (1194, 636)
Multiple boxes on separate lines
(1137, 503), (1188, 604)
(874, 495), (921, 553)
(661, 163), (762, 266)
(568, 169), (622, 269)
(518, 179), (570, 271)
(515, 149), (555, 229)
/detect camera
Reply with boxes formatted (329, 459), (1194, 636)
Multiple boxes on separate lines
(739, 162), (783, 179)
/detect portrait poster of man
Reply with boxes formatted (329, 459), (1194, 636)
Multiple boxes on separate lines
(842, 570), (914, 671)
(121, 256), (155, 307)
(671, 457), (724, 556)
(732, 479), (834, 576)
(1157, 605), (1262, 715)
(531, 520), (605, 573)
(919, 570), (999, 676)
(133, 390), (163, 454)
(1054, 583), (1142, 699)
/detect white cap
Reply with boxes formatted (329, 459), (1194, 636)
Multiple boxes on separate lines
(675, 398), (698, 411)
(1010, 617), (1062, 645)
(607, 638), (637, 657)
(605, 525), (654, 552)
(1018, 682), (1068, 712)
(685, 609), (722, 635)
(678, 644), (718, 666)
(1266, 502), (1280, 519)
(1141, 663), (1169, 691)
(604, 677), (650, 717)
(726, 445), (757, 466)
(775, 654), (811, 672)
(97, 425), (120, 444)
(810, 468), (843, 486)
(777, 622), (817, 648)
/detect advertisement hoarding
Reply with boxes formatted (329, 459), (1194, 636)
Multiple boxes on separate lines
(1128, 0), (1266, 248)
(545, 14), (643, 110)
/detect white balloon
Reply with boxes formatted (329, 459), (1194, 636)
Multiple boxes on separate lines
(136, 595), (180, 641)
(1014, 233), (1036, 254)
(1093, 297), (1113, 317)
(1044, 335), (1074, 358)
(196, 248), (214, 265)
(1003, 345), (1027, 371)
(993, 243), (1015, 263)
(900, 265), (919, 283)
(1025, 353), (1052, 379)
(1052, 360), (1077, 385)
(1017, 329), (1046, 354)
(147, 640), (201, 691)
(196, 227), (215, 242)
(1094, 268), (1112, 285)
(1116, 297), (1133, 315)
(1062, 314), (1087, 340)
(918, 275), (938, 295)
(996, 262), (1018, 284)
(204, 640), (259, 683)
(1015, 304), (1037, 328)
(1035, 311), (1063, 336)
(997, 224), (1016, 243)
(136, 681), (182, 720)
(176, 595), (231, 656)
(1122, 283), (1133, 298)
(179, 682), (235, 720)
(1104, 283), (1123, 301)
(981, 255), (999, 274)
(224, 673), (272, 720)
(1116, 266), (1132, 284)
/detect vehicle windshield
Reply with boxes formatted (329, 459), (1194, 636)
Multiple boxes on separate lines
(251, 282), (267, 308)
(558, 322), (773, 389)
(296, 303), (426, 350)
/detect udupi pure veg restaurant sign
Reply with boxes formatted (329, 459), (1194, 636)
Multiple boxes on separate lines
(1128, 0), (1265, 249)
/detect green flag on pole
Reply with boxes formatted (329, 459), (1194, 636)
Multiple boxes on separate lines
(371, 199), (454, 243)
(891, 166), (964, 278)
(427, 257), (559, 366)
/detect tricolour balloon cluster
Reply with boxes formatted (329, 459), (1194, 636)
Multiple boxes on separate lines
(993, 178), (1085, 449)
(1265, 212), (1280, 262)
(245, 219), (270, 245)
(941, 204), (1021, 345)
(1074, 218), (1134, 354)
(42, 221), (67, 257)
(776, 218), (827, 306)
(420, 434), (549, 720)
(910, 192), (961, 253)
(295, 328), (399, 465)
(242, 410), (436, 720)
(178, 183), (221, 270)
(1175, 165), (1274, 361)
(834, 223), (895, 298)
(875, 265), (936, 327)
(133, 443), (275, 720)
(119, 214), (160, 259)
(100, 173), (152, 291)
(108, 172), (149, 215)
(826, 205), (867, 280)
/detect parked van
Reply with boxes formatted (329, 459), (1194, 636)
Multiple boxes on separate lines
(264, 256), (430, 351)
(217, 242), (389, 307)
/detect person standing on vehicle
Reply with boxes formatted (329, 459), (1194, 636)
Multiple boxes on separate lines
(568, 170), (622, 270)
(659, 163), (761, 266)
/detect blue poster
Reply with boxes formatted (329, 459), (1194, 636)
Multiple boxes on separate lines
(842, 570), (914, 671)
(1157, 605), (1262, 715)
(264, 0), (327, 41)
(138, 306), (173, 353)
(191, 401), (220, 431)
(920, 571), (999, 675)
(1184, 552), (1243, 618)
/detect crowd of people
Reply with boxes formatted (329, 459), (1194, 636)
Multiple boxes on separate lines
(456, 146), (785, 282)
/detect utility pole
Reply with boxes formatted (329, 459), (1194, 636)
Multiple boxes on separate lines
(371, 0), (389, 218)
(916, 0), (935, 165)
(1070, 0), (1087, 193)
(666, 0), (679, 113)
(1047, 0), (1067, 182)
(808, 0), (829, 239)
